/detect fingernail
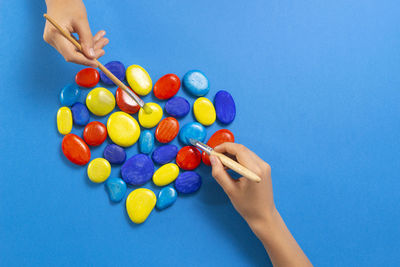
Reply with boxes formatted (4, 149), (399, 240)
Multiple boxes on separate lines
(89, 48), (95, 57)
(210, 156), (216, 165)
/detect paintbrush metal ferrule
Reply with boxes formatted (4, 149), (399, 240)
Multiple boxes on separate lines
(189, 139), (212, 154)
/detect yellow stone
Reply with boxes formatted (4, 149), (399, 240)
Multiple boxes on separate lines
(57, 107), (72, 135)
(152, 163), (179, 186)
(126, 188), (156, 224)
(138, 102), (163, 128)
(126, 65), (153, 96)
(87, 158), (111, 183)
(193, 97), (216, 126)
(107, 111), (141, 147)
(86, 87), (115, 116)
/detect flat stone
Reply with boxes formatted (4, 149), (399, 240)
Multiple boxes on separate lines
(61, 134), (91, 165)
(60, 83), (80, 106)
(153, 163), (179, 186)
(182, 70), (209, 96)
(174, 171), (202, 194)
(155, 117), (179, 143)
(107, 112), (140, 147)
(214, 90), (236, 124)
(126, 188), (156, 224)
(87, 158), (111, 183)
(71, 102), (90, 126)
(121, 154), (154, 186)
(156, 186), (177, 210)
(86, 87), (115, 116)
(57, 107), (72, 135)
(105, 177), (127, 202)
(100, 61), (125, 85)
(103, 144), (126, 164)
(176, 146), (202, 170)
(152, 144), (178, 165)
(179, 122), (207, 145)
(75, 68), (100, 88)
(83, 121), (107, 146)
(165, 96), (190, 118)
(153, 74), (180, 100)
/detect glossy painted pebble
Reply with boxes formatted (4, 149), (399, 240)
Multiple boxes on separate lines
(153, 74), (180, 100)
(156, 186), (177, 210)
(139, 130), (154, 154)
(126, 65), (152, 96)
(61, 134), (91, 165)
(100, 61), (125, 85)
(105, 177), (127, 202)
(193, 97), (216, 126)
(202, 129), (235, 165)
(115, 87), (140, 114)
(165, 96), (190, 118)
(86, 87), (115, 116)
(71, 102), (90, 126)
(103, 144), (126, 164)
(155, 117), (179, 143)
(83, 121), (107, 146)
(182, 70), (209, 96)
(152, 144), (178, 165)
(57, 107), (72, 135)
(107, 112), (140, 147)
(87, 158), (111, 183)
(60, 84), (80, 106)
(126, 188), (156, 224)
(138, 102), (163, 128)
(176, 146), (202, 170)
(75, 68), (100, 88)
(214, 90), (236, 124)
(153, 163), (179, 186)
(121, 154), (154, 186)
(175, 171), (202, 194)
(179, 122), (207, 145)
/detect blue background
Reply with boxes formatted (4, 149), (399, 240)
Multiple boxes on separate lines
(0, 0), (399, 266)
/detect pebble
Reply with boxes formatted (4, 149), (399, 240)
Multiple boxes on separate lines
(83, 121), (107, 146)
(60, 84), (80, 106)
(71, 102), (90, 126)
(176, 146), (202, 170)
(153, 74), (180, 100)
(193, 97), (216, 126)
(87, 158), (111, 183)
(57, 107), (72, 135)
(152, 144), (178, 165)
(202, 129), (234, 165)
(75, 68), (100, 88)
(107, 111), (140, 147)
(156, 186), (177, 210)
(103, 144), (126, 164)
(139, 130), (154, 154)
(100, 61), (125, 85)
(61, 134), (91, 165)
(174, 171), (202, 194)
(153, 163), (179, 186)
(115, 87), (140, 114)
(182, 70), (209, 96)
(126, 188), (156, 224)
(126, 65), (152, 96)
(164, 96), (190, 118)
(121, 154), (154, 185)
(138, 102), (163, 128)
(214, 90), (236, 124)
(155, 117), (179, 143)
(179, 122), (207, 145)
(86, 87), (115, 116)
(105, 177), (127, 202)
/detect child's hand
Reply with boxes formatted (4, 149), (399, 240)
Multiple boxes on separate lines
(43, 0), (108, 67)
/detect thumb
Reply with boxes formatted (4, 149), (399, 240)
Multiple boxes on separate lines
(74, 19), (95, 59)
(210, 155), (236, 195)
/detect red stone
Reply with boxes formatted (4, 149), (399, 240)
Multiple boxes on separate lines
(75, 68), (100, 88)
(83, 121), (107, 146)
(202, 129), (235, 165)
(62, 134), (91, 165)
(153, 74), (180, 100)
(115, 87), (140, 114)
(176, 146), (202, 170)
(155, 117), (179, 143)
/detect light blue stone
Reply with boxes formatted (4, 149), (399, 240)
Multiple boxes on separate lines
(139, 130), (154, 154)
(105, 177), (127, 202)
(156, 186), (177, 210)
(179, 122), (207, 145)
(182, 70), (209, 96)
(60, 83), (80, 106)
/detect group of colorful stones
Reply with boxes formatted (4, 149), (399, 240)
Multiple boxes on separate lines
(56, 61), (236, 224)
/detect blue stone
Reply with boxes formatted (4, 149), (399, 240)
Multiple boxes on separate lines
(152, 144), (178, 165)
(121, 154), (154, 186)
(174, 171), (202, 194)
(103, 144), (126, 164)
(105, 177), (127, 202)
(165, 96), (190, 118)
(100, 61), (125, 85)
(60, 83), (80, 106)
(214, 90), (236, 124)
(156, 186), (177, 210)
(182, 70), (209, 96)
(139, 130), (154, 154)
(70, 102), (89, 126)
(179, 122), (207, 145)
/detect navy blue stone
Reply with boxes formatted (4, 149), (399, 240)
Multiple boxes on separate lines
(174, 171), (202, 194)
(165, 96), (190, 118)
(214, 90), (236, 124)
(103, 144), (126, 164)
(70, 102), (89, 126)
(100, 61), (125, 85)
(152, 144), (178, 165)
(121, 154), (154, 186)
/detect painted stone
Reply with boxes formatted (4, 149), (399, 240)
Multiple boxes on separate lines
(107, 112), (140, 147)
(153, 74), (180, 100)
(164, 96), (190, 118)
(202, 129), (234, 165)
(83, 121), (107, 146)
(126, 188), (156, 224)
(214, 90), (236, 124)
(105, 177), (127, 202)
(193, 97), (216, 126)
(138, 102), (163, 128)
(121, 154), (154, 186)
(86, 87), (115, 116)
(156, 186), (177, 210)
(103, 144), (126, 164)
(100, 61), (125, 85)
(152, 144), (178, 165)
(153, 163), (179, 186)
(155, 117), (179, 143)
(174, 171), (202, 194)
(61, 134), (91, 165)
(115, 87), (140, 114)
(182, 70), (209, 96)
(75, 68), (100, 88)
(57, 107), (72, 135)
(176, 146), (202, 170)
(126, 65), (152, 96)
(60, 83), (80, 106)
(139, 130), (154, 154)
(71, 102), (90, 126)
(179, 122), (207, 145)
(87, 158), (111, 183)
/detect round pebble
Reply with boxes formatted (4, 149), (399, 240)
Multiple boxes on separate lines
(202, 129), (234, 165)
(57, 107), (72, 135)
(165, 96), (190, 118)
(115, 87), (140, 114)
(100, 61), (125, 85)
(60, 84), (80, 106)
(61, 134), (90, 165)
(107, 112), (140, 147)
(193, 97), (216, 126)
(182, 70), (209, 96)
(105, 177), (127, 202)
(152, 144), (178, 165)
(176, 146), (202, 170)
(139, 130), (154, 154)
(121, 154), (154, 186)
(175, 171), (202, 194)
(87, 158), (111, 183)
(153, 74), (180, 100)
(179, 122), (207, 145)
(214, 90), (236, 124)
(103, 144), (126, 164)
(126, 65), (152, 96)
(153, 163), (179, 186)
(138, 102), (163, 128)
(156, 186), (177, 210)
(83, 121), (107, 146)
(86, 87), (115, 116)
(155, 117), (179, 143)
(126, 188), (156, 224)
(71, 102), (90, 126)
(75, 68), (100, 88)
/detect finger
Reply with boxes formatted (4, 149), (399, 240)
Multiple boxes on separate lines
(53, 35), (97, 67)
(94, 49), (105, 59)
(93, 30), (106, 42)
(73, 19), (95, 59)
(210, 155), (236, 195)
(94, 37), (109, 50)
(214, 142), (247, 157)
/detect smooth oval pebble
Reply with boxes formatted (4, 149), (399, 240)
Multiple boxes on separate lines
(57, 107), (72, 135)
(182, 70), (209, 96)
(83, 121), (107, 146)
(126, 188), (156, 224)
(179, 122), (207, 145)
(107, 112), (140, 147)
(126, 65), (152, 96)
(214, 90), (236, 124)
(100, 61), (125, 85)
(202, 129), (235, 165)
(71, 102), (90, 126)
(105, 177), (127, 202)
(153, 163), (179, 186)
(153, 74), (180, 100)
(176, 146), (202, 170)
(62, 134), (90, 165)
(121, 154), (154, 185)
(152, 144), (178, 165)
(60, 84), (80, 106)
(155, 117), (179, 143)
(86, 87), (115, 116)
(87, 158), (111, 183)
(156, 186), (177, 210)
(103, 144), (126, 164)
(115, 87), (140, 114)
(139, 130), (154, 154)
(193, 97), (216, 126)
(138, 102), (163, 128)
(175, 171), (202, 194)
(75, 68), (100, 88)
(165, 96), (190, 118)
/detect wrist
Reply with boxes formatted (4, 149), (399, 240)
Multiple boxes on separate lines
(247, 207), (281, 238)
